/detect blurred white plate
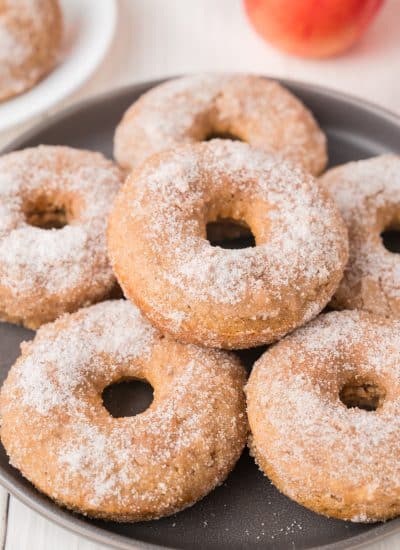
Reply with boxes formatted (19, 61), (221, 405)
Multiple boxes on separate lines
(0, 0), (117, 132)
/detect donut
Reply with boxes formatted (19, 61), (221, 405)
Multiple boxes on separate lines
(0, 300), (247, 521)
(108, 140), (348, 349)
(0, 145), (123, 329)
(320, 155), (400, 317)
(246, 310), (400, 522)
(114, 74), (327, 175)
(0, 0), (62, 102)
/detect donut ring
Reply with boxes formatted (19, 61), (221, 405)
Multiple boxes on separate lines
(246, 310), (400, 522)
(0, 0), (62, 102)
(0, 300), (247, 521)
(114, 74), (327, 175)
(108, 140), (348, 349)
(320, 155), (400, 317)
(0, 145), (123, 329)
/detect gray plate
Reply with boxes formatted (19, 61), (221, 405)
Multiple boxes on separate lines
(1, 78), (400, 550)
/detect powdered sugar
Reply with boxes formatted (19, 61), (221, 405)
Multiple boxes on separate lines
(0, 145), (122, 325)
(114, 73), (327, 175)
(126, 74), (222, 148)
(0, 0), (62, 101)
(0, 300), (247, 518)
(0, 16), (29, 63)
(148, 144), (343, 304)
(321, 155), (400, 212)
(247, 310), (400, 521)
(0, 8), (32, 94)
(16, 301), (156, 414)
(320, 155), (400, 316)
(109, 140), (347, 347)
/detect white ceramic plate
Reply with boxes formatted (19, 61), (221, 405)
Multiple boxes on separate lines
(0, 0), (117, 132)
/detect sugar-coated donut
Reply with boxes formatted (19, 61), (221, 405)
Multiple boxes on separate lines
(0, 0), (62, 102)
(0, 145), (123, 329)
(320, 155), (400, 318)
(0, 300), (247, 522)
(114, 74), (327, 175)
(246, 310), (400, 523)
(108, 140), (348, 349)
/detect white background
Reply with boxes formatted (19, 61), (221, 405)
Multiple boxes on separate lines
(0, 0), (400, 548)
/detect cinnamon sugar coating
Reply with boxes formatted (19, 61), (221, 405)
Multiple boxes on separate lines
(114, 74), (327, 175)
(246, 310), (400, 523)
(0, 0), (62, 102)
(0, 146), (123, 328)
(320, 155), (400, 317)
(0, 300), (247, 521)
(108, 140), (348, 349)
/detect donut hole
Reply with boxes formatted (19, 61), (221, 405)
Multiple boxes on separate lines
(102, 378), (154, 418)
(23, 195), (70, 230)
(339, 380), (386, 411)
(206, 218), (255, 249)
(204, 130), (242, 142)
(381, 228), (400, 254)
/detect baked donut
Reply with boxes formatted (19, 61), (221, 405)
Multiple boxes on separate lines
(0, 300), (247, 521)
(114, 74), (327, 175)
(108, 140), (348, 349)
(246, 310), (400, 522)
(320, 155), (400, 317)
(0, 145), (123, 329)
(0, 0), (62, 102)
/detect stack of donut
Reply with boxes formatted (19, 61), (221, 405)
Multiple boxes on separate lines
(1, 74), (400, 525)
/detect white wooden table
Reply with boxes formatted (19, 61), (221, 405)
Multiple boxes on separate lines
(0, 1), (399, 548)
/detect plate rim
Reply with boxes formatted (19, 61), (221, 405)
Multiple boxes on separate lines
(0, 0), (117, 132)
(1, 77), (400, 550)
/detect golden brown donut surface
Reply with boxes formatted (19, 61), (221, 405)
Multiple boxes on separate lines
(0, 145), (123, 329)
(246, 310), (400, 523)
(108, 140), (348, 349)
(0, 300), (248, 522)
(114, 73), (327, 175)
(320, 155), (400, 317)
(0, 0), (62, 102)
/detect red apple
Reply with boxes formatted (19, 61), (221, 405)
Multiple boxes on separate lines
(244, 0), (384, 58)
